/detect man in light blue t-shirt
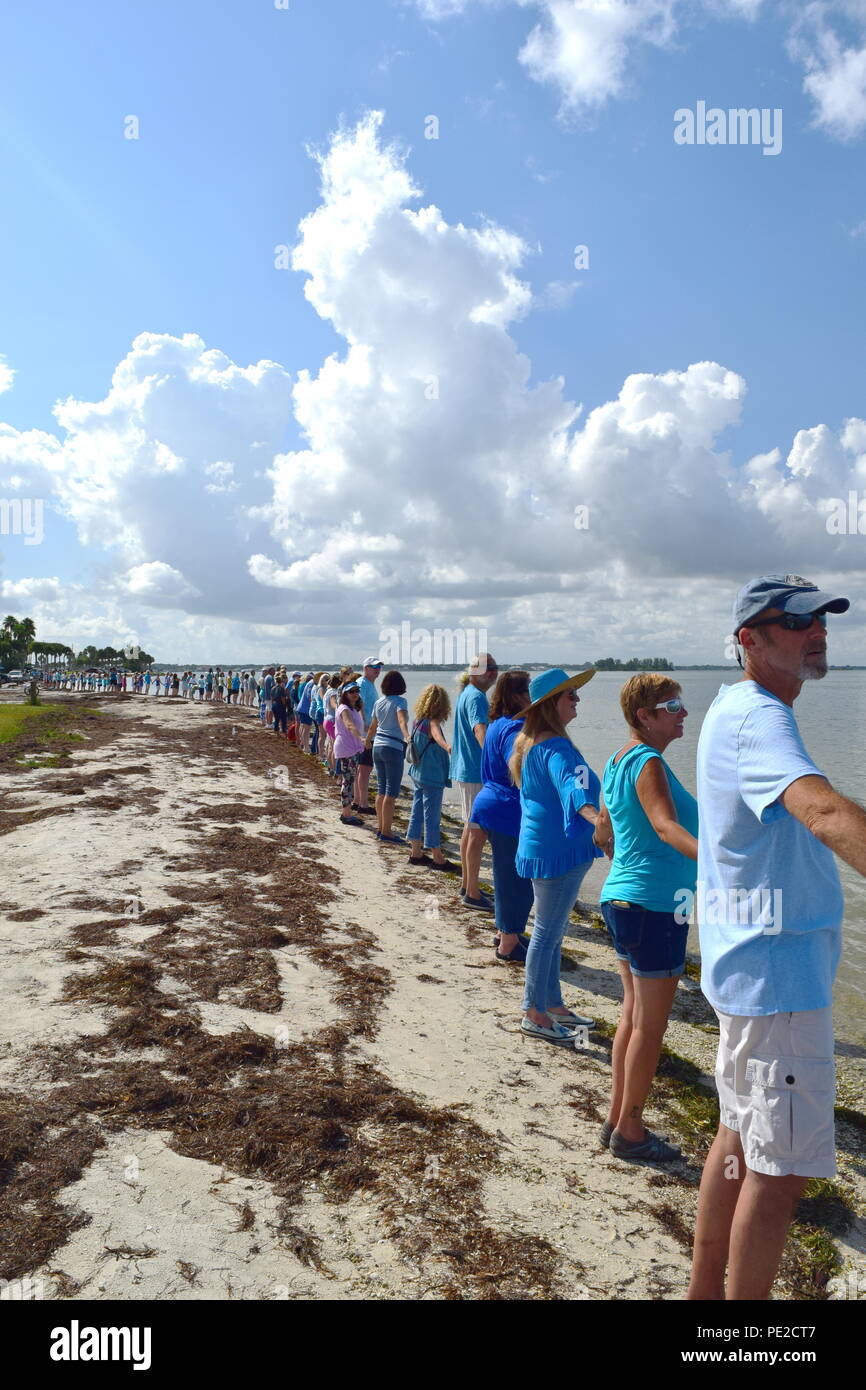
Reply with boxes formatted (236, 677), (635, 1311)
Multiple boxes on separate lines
(688, 574), (866, 1303)
(450, 653), (498, 911)
(354, 657), (383, 816)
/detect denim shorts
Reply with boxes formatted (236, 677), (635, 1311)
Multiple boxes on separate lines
(601, 900), (687, 978)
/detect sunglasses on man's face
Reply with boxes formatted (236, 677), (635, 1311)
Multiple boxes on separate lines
(654, 697), (684, 713)
(748, 609), (828, 632)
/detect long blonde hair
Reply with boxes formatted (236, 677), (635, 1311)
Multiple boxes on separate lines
(508, 695), (569, 788)
(415, 684), (451, 723)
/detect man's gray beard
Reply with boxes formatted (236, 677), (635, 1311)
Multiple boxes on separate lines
(799, 656), (828, 680)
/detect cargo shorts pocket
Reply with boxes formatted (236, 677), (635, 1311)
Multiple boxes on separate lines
(745, 1056), (835, 1160)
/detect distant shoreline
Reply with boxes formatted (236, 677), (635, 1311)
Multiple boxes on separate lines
(141, 663), (866, 673)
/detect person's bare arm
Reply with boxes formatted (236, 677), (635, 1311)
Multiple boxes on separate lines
(397, 709), (410, 740)
(473, 722), (487, 749)
(781, 775), (866, 878)
(430, 718), (451, 754)
(592, 800), (614, 858)
(362, 714), (377, 744)
(635, 758), (698, 860)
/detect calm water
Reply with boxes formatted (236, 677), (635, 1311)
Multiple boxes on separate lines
(395, 668), (866, 1043)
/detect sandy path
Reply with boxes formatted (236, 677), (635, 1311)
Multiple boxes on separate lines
(0, 693), (863, 1301)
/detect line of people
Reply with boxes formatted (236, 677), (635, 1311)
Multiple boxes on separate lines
(46, 569), (861, 1298)
(259, 650), (696, 1170)
(404, 573), (863, 1302)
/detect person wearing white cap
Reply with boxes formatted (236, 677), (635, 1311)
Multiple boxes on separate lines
(687, 574), (866, 1301)
(355, 657), (384, 816)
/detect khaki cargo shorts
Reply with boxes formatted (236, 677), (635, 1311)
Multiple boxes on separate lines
(714, 1006), (836, 1178)
(457, 781), (482, 824)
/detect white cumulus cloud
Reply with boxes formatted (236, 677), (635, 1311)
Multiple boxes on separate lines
(791, 4), (866, 141)
(413, 0), (866, 142)
(2, 110), (866, 661)
(517, 0), (677, 113)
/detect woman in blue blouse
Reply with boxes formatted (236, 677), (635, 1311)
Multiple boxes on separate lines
(509, 668), (604, 1046)
(471, 670), (533, 964)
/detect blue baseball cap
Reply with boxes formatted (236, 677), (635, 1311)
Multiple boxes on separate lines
(733, 574), (849, 634)
(526, 666), (595, 711)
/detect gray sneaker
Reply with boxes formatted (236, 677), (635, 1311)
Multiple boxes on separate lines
(461, 891), (494, 913)
(609, 1129), (681, 1163)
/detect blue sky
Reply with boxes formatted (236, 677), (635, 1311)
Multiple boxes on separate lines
(1, 0), (865, 662)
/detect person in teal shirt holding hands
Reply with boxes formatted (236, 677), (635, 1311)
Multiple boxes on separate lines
(594, 674), (698, 1165)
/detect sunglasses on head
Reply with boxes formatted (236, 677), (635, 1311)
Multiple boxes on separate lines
(654, 697), (684, 713)
(747, 608), (828, 632)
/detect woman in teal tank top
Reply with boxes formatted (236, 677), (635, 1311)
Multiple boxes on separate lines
(593, 675), (698, 1165)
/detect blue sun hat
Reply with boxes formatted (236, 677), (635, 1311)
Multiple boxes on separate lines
(526, 667), (595, 712)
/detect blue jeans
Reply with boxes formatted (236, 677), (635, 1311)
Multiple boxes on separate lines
(407, 783), (444, 849)
(522, 862), (593, 1013)
(488, 829), (535, 936)
(373, 743), (405, 798)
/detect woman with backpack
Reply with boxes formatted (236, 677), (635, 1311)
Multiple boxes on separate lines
(406, 685), (457, 870)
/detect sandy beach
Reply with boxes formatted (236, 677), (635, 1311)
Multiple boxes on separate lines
(1, 691), (864, 1302)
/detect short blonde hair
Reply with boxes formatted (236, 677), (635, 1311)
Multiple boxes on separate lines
(619, 674), (681, 730)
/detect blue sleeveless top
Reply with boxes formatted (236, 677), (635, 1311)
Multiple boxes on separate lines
(600, 744), (698, 912)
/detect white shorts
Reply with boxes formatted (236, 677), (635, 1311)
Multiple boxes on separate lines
(714, 1006), (836, 1178)
(457, 782), (482, 823)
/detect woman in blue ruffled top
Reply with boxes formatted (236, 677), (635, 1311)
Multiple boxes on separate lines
(509, 668), (607, 1047)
